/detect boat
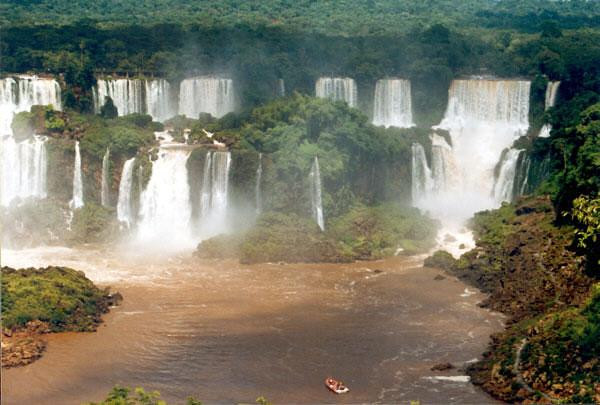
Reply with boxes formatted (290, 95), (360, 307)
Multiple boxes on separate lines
(324, 377), (349, 394)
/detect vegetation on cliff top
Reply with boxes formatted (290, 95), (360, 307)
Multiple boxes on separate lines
(197, 204), (438, 264)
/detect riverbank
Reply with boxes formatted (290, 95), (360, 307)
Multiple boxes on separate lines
(1, 266), (119, 368)
(426, 196), (599, 403)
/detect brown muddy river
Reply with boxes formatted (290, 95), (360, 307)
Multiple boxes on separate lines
(1, 248), (503, 404)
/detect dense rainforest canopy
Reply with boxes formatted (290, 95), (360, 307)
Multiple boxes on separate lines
(2, 0), (600, 33)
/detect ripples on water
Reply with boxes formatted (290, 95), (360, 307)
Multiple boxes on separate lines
(1, 248), (503, 404)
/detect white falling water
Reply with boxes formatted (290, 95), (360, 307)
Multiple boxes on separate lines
(256, 153), (263, 214)
(69, 141), (84, 209)
(1, 135), (48, 206)
(0, 75), (62, 135)
(493, 148), (524, 203)
(427, 79), (530, 219)
(309, 157), (325, 231)
(198, 151), (231, 238)
(411, 143), (433, 205)
(412, 79), (531, 256)
(372, 79), (414, 128)
(116, 157), (136, 227)
(278, 79), (285, 97)
(145, 79), (176, 122)
(315, 77), (357, 107)
(93, 79), (144, 116)
(178, 77), (235, 119)
(0, 76), (59, 206)
(101, 148), (110, 206)
(538, 81), (560, 138)
(137, 147), (193, 248)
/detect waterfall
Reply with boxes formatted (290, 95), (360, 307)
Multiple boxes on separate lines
(372, 79), (414, 128)
(117, 157), (136, 227)
(69, 141), (84, 209)
(315, 77), (357, 107)
(137, 147), (193, 247)
(145, 79), (176, 122)
(101, 148), (110, 206)
(198, 151), (231, 238)
(309, 157), (325, 231)
(0, 76), (59, 206)
(278, 79), (285, 97)
(411, 143), (433, 205)
(493, 148), (524, 203)
(538, 81), (561, 138)
(1, 76), (62, 135)
(421, 79), (531, 220)
(178, 77), (235, 119)
(1, 135), (48, 206)
(255, 153), (263, 214)
(93, 79), (144, 116)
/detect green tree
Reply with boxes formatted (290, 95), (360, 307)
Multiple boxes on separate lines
(100, 96), (118, 118)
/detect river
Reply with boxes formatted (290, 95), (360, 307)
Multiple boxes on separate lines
(1, 247), (503, 404)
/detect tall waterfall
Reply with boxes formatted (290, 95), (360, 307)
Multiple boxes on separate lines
(137, 147), (193, 247)
(538, 81), (560, 138)
(145, 79), (176, 122)
(69, 141), (84, 209)
(198, 151), (231, 238)
(411, 143), (433, 205)
(493, 148), (524, 203)
(93, 79), (144, 116)
(101, 148), (110, 206)
(179, 77), (235, 119)
(278, 79), (285, 97)
(255, 153), (263, 214)
(372, 79), (414, 128)
(1, 135), (48, 206)
(0, 76), (59, 205)
(420, 79), (531, 219)
(309, 157), (325, 231)
(117, 157), (136, 227)
(315, 77), (357, 107)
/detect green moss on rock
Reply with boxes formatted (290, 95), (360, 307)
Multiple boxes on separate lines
(1, 266), (111, 332)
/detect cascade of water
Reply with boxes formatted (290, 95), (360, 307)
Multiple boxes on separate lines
(411, 143), (433, 205)
(145, 79), (175, 122)
(423, 79), (531, 220)
(117, 157), (136, 227)
(198, 151), (231, 237)
(1, 135), (48, 206)
(137, 147), (193, 247)
(538, 81), (561, 138)
(493, 148), (524, 203)
(255, 153), (263, 214)
(69, 141), (84, 209)
(372, 79), (414, 128)
(315, 77), (357, 107)
(93, 79), (144, 116)
(101, 148), (110, 206)
(178, 77), (235, 119)
(278, 79), (285, 97)
(0, 77), (58, 206)
(309, 157), (325, 231)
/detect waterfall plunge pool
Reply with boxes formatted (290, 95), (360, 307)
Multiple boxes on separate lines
(1, 247), (503, 404)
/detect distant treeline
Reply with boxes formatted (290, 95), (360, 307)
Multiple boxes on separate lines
(1, 0), (599, 34)
(3, 21), (600, 126)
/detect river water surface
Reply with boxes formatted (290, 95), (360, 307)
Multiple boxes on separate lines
(1, 247), (503, 404)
